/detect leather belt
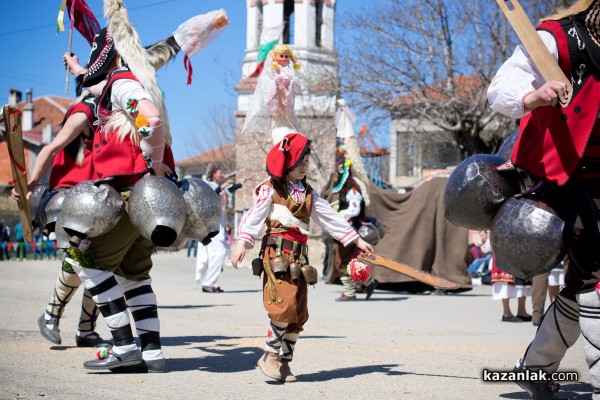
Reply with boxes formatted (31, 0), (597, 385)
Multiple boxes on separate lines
(265, 236), (308, 258)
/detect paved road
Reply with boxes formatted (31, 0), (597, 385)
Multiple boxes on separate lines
(0, 251), (592, 399)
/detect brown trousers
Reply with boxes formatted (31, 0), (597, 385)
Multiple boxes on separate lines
(262, 245), (308, 333)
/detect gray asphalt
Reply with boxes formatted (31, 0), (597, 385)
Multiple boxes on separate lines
(0, 249), (593, 400)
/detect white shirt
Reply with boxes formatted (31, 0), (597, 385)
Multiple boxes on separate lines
(487, 31), (558, 119)
(111, 79), (152, 111)
(237, 181), (359, 248)
(339, 187), (363, 220)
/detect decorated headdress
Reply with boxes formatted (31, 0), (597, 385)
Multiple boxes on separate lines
(266, 133), (312, 180)
(81, 27), (116, 88)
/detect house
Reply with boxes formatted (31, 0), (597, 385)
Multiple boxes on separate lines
(176, 143), (236, 179)
(0, 89), (72, 224)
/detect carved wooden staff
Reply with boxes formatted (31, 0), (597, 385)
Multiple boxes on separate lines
(358, 253), (461, 290)
(1, 106), (33, 242)
(496, 0), (573, 107)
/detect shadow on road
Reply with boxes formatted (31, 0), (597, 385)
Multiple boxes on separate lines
(158, 304), (233, 310)
(293, 364), (403, 382)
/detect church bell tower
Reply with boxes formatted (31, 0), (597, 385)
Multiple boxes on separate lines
(235, 0), (339, 212)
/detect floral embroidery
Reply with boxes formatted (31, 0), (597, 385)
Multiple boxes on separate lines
(347, 258), (372, 284)
(138, 126), (154, 139)
(126, 98), (138, 112)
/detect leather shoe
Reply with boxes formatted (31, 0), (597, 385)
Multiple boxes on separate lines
(501, 315), (522, 322)
(335, 294), (356, 302)
(38, 314), (61, 345)
(83, 348), (143, 370)
(75, 333), (113, 348)
(202, 286), (224, 293)
(517, 314), (533, 322)
(110, 358), (167, 373)
(513, 365), (560, 399)
(365, 279), (379, 300)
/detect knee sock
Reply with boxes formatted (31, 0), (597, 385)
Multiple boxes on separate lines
(115, 276), (162, 360)
(280, 332), (299, 362)
(265, 320), (288, 355)
(520, 293), (580, 373)
(578, 291), (600, 396)
(45, 265), (82, 326)
(77, 287), (100, 337)
(74, 266), (135, 351)
(341, 275), (357, 297)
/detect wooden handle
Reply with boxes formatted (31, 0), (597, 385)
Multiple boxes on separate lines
(496, 0), (572, 107)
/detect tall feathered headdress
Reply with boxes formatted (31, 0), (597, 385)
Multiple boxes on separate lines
(103, 0), (171, 144)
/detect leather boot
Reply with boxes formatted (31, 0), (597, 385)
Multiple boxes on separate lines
(279, 360), (297, 382)
(257, 351), (283, 381)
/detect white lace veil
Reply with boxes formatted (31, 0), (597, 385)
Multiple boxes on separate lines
(173, 9), (227, 57)
(242, 50), (298, 143)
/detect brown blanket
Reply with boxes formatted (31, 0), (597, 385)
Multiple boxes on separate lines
(325, 177), (472, 290)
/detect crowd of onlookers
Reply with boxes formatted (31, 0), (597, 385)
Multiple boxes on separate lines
(0, 220), (57, 261)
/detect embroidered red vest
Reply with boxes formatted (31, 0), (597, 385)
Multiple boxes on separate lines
(92, 69), (175, 183)
(511, 19), (600, 185)
(49, 98), (95, 188)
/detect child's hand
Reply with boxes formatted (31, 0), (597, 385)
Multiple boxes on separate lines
(523, 81), (568, 110)
(355, 237), (373, 256)
(230, 240), (246, 269)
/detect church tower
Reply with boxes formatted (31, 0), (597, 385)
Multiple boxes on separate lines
(235, 0), (339, 212)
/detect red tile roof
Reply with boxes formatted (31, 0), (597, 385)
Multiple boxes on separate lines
(176, 143), (235, 167)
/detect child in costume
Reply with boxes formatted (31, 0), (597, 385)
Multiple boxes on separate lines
(488, 0), (600, 397)
(242, 44), (301, 144)
(230, 132), (373, 382)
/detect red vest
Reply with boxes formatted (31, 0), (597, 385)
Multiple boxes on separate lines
(49, 99), (95, 188)
(92, 69), (175, 184)
(511, 20), (600, 185)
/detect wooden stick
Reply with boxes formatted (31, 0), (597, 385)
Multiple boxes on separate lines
(65, 29), (73, 95)
(496, 0), (573, 107)
(2, 106), (33, 242)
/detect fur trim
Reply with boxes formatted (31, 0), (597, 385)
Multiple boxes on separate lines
(269, 204), (310, 236)
(146, 36), (180, 69)
(104, 0), (171, 145)
(104, 109), (139, 145)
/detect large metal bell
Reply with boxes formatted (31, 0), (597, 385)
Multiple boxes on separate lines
(490, 196), (571, 281)
(358, 222), (381, 246)
(129, 175), (186, 247)
(42, 188), (70, 233)
(60, 181), (124, 246)
(54, 211), (72, 250)
(269, 256), (290, 275)
(444, 154), (523, 230)
(301, 265), (318, 285)
(29, 184), (50, 229)
(178, 178), (222, 243)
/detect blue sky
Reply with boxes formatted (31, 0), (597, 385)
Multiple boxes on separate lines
(0, 0), (366, 161)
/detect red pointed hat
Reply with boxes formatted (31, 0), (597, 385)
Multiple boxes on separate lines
(266, 133), (312, 180)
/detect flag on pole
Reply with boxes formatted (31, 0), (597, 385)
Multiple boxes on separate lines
(56, 0), (100, 45)
(250, 23), (283, 77)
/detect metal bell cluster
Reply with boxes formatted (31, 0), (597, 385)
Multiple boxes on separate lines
(178, 178), (222, 245)
(128, 175), (223, 248)
(57, 181), (124, 248)
(128, 175), (187, 248)
(444, 154), (523, 230)
(490, 196), (571, 280)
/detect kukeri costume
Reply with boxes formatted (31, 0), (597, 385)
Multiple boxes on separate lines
(237, 133), (360, 382)
(63, 2), (228, 372)
(37, 95), (109, 348)
(487, 2), (600, 397)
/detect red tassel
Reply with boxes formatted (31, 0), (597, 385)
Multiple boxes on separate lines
(184, 55), (193, 85)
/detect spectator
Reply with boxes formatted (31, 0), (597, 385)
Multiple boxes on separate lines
(467, 230), (492, 277)
(33, 227), (44, 260)
(14, 222), (26, 261)
(187, 239), (198, 258)
(0, 220), (10, 261)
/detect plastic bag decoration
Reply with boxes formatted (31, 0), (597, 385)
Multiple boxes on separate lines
(490, 196), (571, 280)
(444, 154), (523, 230)
(59, 181), (125, 247)
(29, 184), (50, 229)
(128, 175), (186, 247)
(177, 177), (222, 245)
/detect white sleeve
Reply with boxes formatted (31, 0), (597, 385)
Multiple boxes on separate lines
(312, 191), (359, 247)
(237, 185), (273, 248)
(111, 79), (153, 112)
(339, 188), (363, 220)
(487, 31), (558, 119)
